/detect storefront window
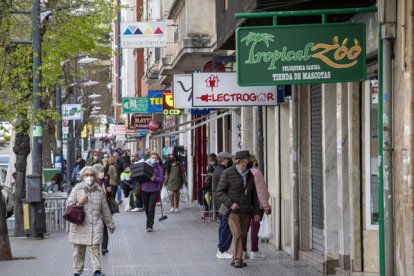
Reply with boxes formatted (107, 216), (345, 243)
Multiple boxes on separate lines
(365, 79), (379, 229)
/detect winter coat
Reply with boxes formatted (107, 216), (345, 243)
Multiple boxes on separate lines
(250, 167), (271, 210)
(108, 164), (119, 186)
(67, 182), (115, 245)
(164, 162), (186, 191)
(216, 166), (260, 215)
(212, 164), (227, 207)
(141, 164), (164, 193)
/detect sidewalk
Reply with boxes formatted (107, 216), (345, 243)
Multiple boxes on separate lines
(0, 203), (321, 276)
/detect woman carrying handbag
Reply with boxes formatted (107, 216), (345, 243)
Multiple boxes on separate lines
(66, 166), (116, 276)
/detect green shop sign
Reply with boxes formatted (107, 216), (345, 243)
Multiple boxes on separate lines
(236, 23), (366, 86)
(122, 97), (149, 113)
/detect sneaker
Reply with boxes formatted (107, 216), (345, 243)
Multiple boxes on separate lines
(93, 271), (105, 276)
(146, 227), (153, 232)
(216, 250), (233, 259)
(250, 251), (265, 259)
(131, 207), (139, 212)
(243, 251), (249, 259)
(137, 207), (144, 212)
(168, 208), (174, 213)
(174, 208), (180, 213)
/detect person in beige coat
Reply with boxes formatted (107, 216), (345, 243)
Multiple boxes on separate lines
(67, 166), (116, 276)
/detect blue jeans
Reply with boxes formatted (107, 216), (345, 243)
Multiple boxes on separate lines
(117, 183), (122, 201)
(218, 215), (232, 253)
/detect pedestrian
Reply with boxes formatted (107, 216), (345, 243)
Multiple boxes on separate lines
(213, 152), (234, 259)
(107, 156), (119, 201)
(141, 153), (164, 232)
(164, 154), (186, 213)
(93, 164), (112, 256)
(198, 153), (217, 211)
(129, 152), (144, 212)
(242, 156), (271, 259)
(67, 166), (115, 276)
(113, 151), (124, 204)
(71, 157), (85, 185)
(216, 150), (260, 268)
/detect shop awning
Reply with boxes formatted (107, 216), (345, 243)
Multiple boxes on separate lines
(150, 109), (234, 139)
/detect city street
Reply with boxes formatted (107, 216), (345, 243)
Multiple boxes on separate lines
(0, 204), (321, 276)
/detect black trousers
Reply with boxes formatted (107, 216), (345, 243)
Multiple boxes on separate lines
(102, 223), (108, 250)
(110, 185), (118, 200)
(141, 190), (160, 229)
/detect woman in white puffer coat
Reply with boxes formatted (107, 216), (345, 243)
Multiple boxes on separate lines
(67, 166), (115, 276)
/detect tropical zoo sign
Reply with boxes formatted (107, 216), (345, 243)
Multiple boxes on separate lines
(236, 23), (366, 86)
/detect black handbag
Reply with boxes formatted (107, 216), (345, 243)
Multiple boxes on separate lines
(63, 205), (85, 225)
(107, 198), (119, 214)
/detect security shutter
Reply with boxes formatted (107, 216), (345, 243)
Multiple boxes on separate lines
(310, 84), (324, 255)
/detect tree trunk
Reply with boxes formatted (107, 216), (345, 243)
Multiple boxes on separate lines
(13, 131), (30, 237)
(0, 186), (12, 260)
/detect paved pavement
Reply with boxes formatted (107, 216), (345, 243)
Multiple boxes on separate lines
(1, 203), (321, 276)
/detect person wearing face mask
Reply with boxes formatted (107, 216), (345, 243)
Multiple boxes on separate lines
(164, 154), (186, 213)
(93, 164), (112, 256)
(216, 150), (260, 269)
(140, 153), (164, 232)
(213, 152), (234, 259)
(67, 166), (115, 276)
(198, 153), (217, 211)
(242, 157), (271, 260)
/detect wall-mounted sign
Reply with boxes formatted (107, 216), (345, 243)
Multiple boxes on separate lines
(163, 91), (181, 115)
(120, 21), (166, 48)
(122, 97), (148, 113)
(130, 114), (152, 131)
(109, 124), (126, 135)
(62, 104), (83, 120)
(173, 74), (192, 108)
(236, 23), (366, 86)
(148, 90), (163, 113)
(192, 72), (277, 107)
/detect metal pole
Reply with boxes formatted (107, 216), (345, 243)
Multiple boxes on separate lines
(291, 85), (299, 260)
(377, 27), (385, 276)
(257, 107), (265, 173)
(31, 0), (44, 238)
(56, 81), (63, 157)
(235, 6), (377, 19)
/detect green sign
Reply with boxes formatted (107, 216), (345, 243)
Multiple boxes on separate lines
(236, 23), (366, 86)
(122, 97), (148, 113)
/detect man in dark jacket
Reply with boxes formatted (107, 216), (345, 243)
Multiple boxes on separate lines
(213, 152), (233, 259)
(217, 150), (260, 268)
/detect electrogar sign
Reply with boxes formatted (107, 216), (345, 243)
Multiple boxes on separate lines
(236, 23), (366, 86)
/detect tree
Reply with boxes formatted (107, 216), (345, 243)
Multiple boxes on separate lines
(0, 0), (115, 258)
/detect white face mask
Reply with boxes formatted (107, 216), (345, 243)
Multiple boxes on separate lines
(84, 176), (94, 185)
(98, 172), (104, 179)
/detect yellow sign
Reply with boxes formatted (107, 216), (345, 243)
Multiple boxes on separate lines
(81, 125), (94, 138)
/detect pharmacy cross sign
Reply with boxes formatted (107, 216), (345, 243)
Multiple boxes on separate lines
(236, 23), (366, 86)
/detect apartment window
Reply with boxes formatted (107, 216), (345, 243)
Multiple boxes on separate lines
(365, 79), (379, 230)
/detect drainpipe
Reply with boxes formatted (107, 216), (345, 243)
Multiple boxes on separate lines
(378, 0), (396, 274)
(291, 85), (299, 260)
(257, 107), (264, 173)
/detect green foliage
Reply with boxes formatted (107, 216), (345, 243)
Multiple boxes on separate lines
(0, 0), (115, 130)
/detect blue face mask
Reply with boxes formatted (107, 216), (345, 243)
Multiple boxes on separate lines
(150, 158), (159, 165)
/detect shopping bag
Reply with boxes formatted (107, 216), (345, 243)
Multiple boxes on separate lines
(258, 214), (273, 240)
(161, 186), (169, 205)
(180, 184), (190, 204)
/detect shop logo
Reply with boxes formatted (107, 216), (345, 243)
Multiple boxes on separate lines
(205, 75), (219, 92)
(123, 25), (164, 36)
(241, 32), (362, 70)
